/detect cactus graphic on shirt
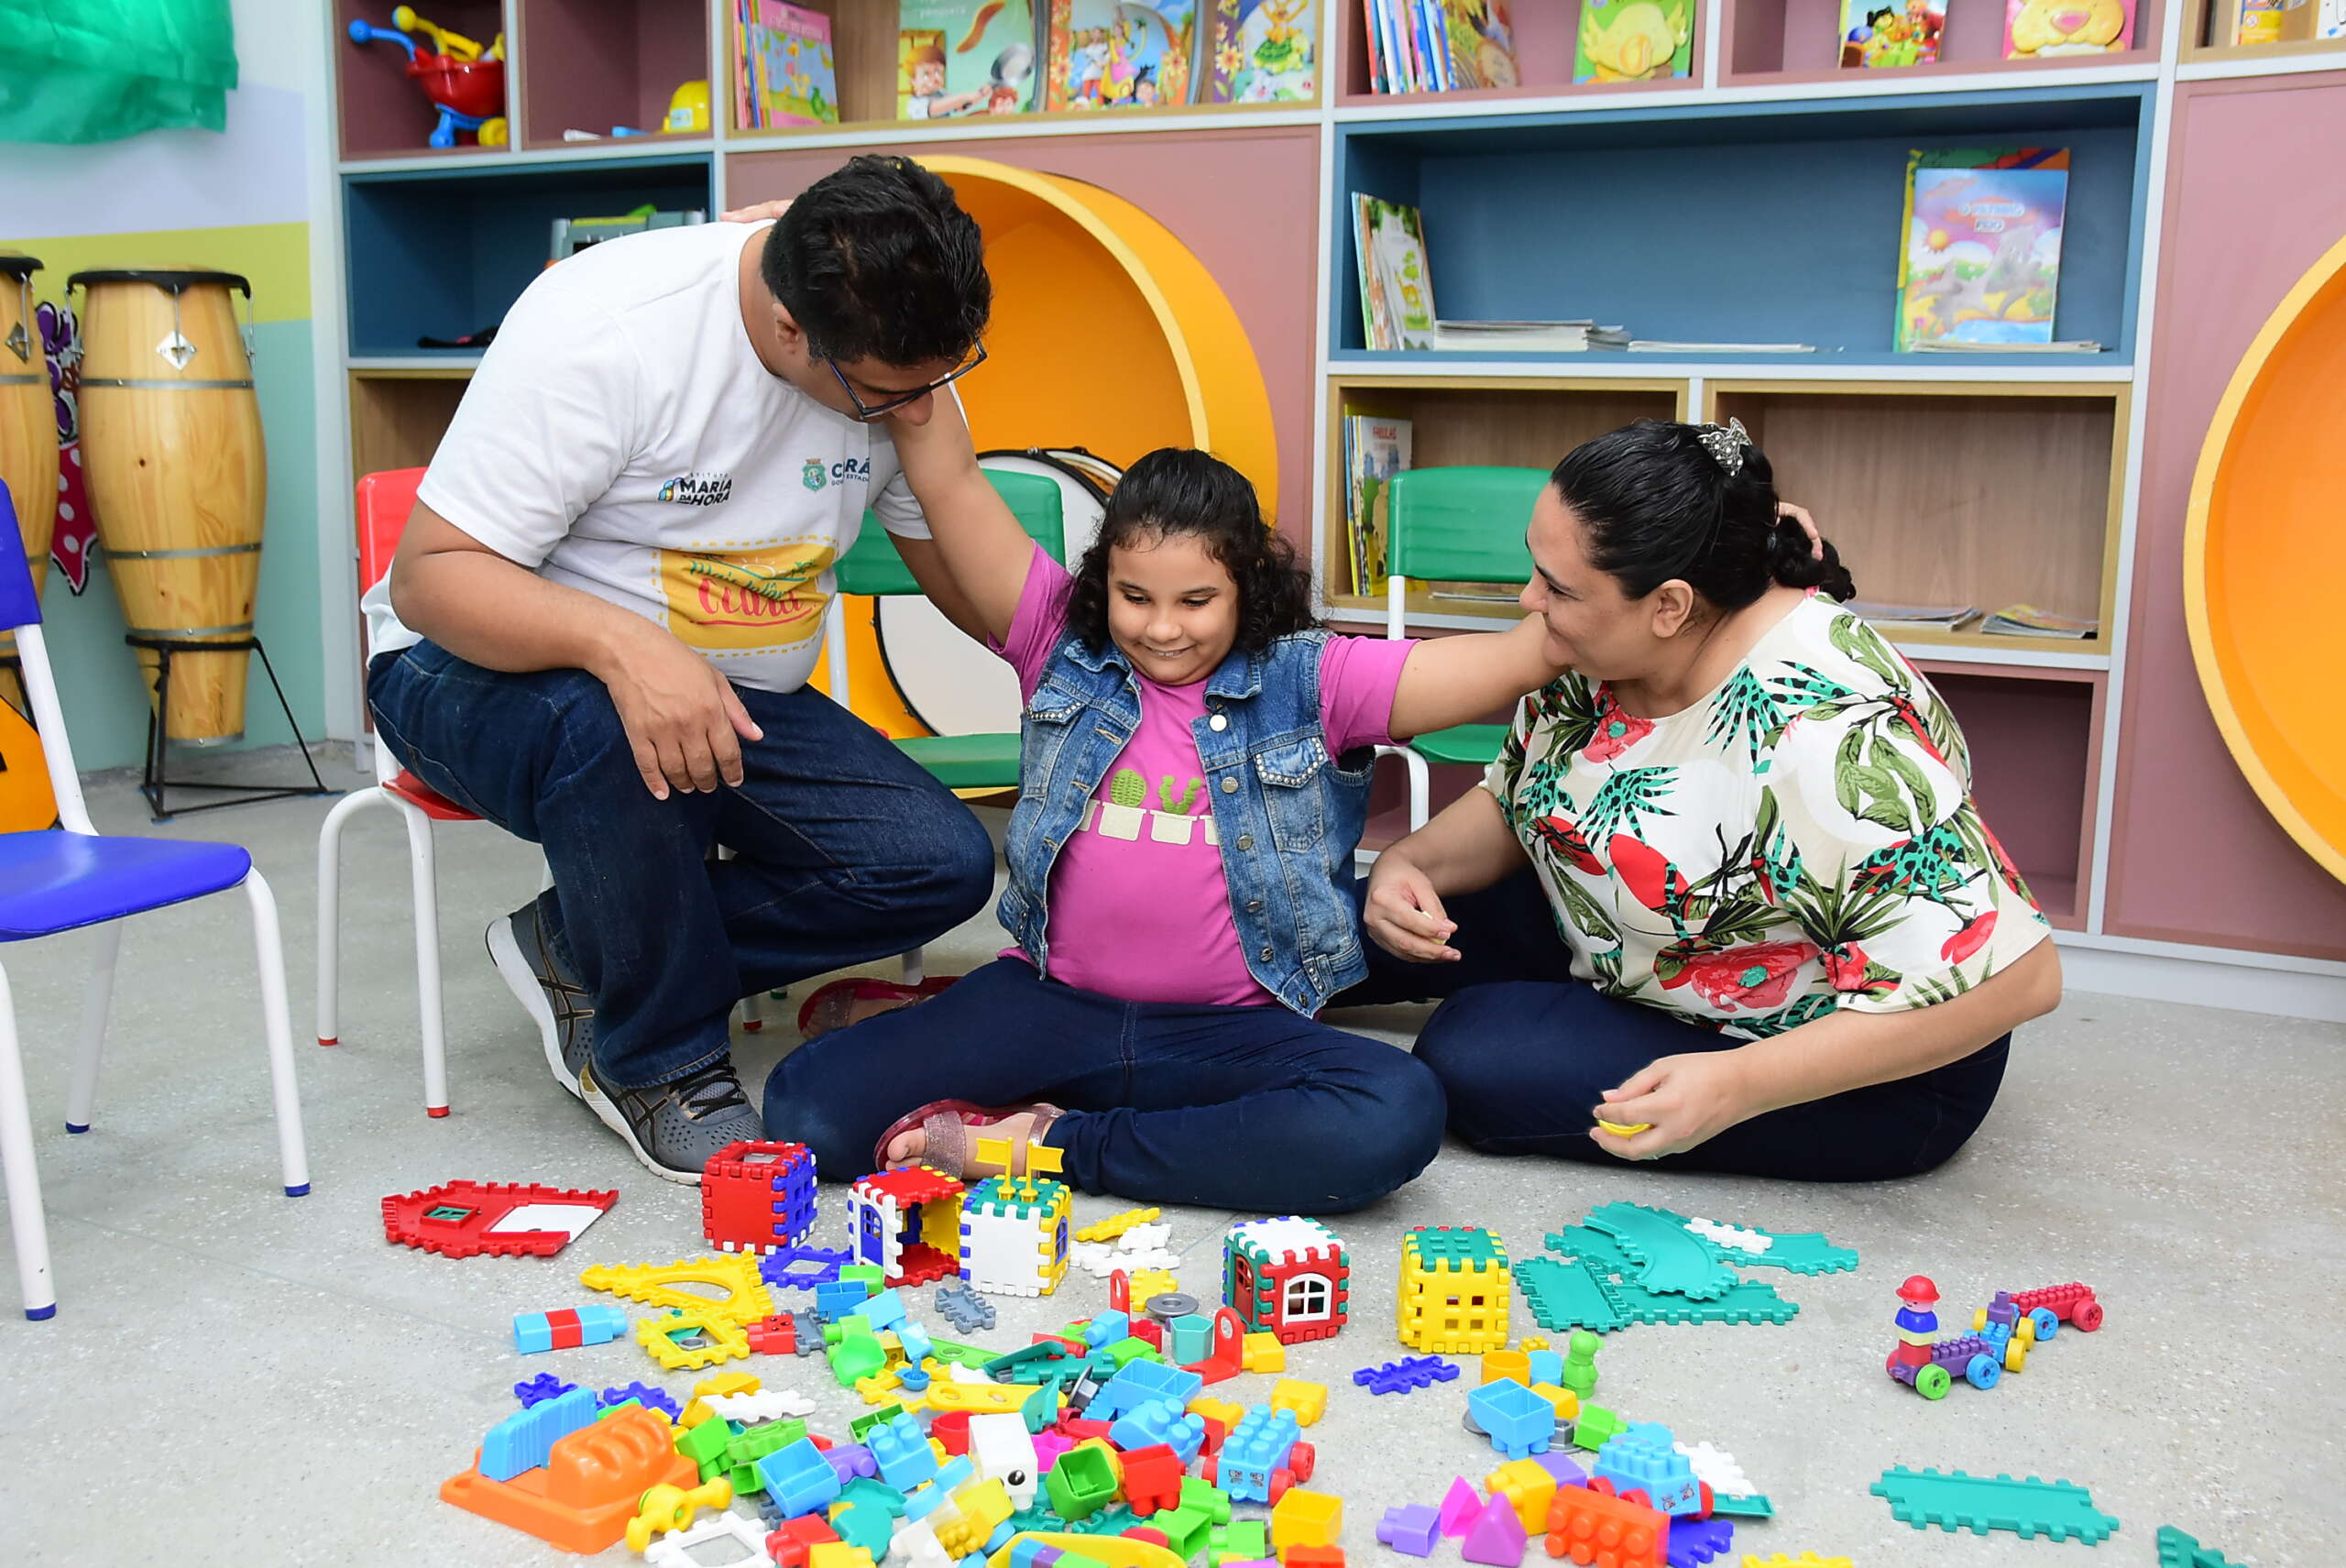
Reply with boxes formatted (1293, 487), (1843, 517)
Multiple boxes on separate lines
(1097, 766), (1148, 839)
(1150, 774), (1208, 844)
(1162, 777), (1201, 814)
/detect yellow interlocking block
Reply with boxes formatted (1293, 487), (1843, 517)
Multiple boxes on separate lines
(1484, 1458), (1556, 1534)
(1740, 1556), (1851, 1568)
(1243, 1332), (1288, 1374)
(810, 1545), (876, 1568)
(632, 1307), (751, 1371)
(1269, 1378), (1327, 1428)
(679, 1371), (764, 1428)
(936, 1478), (1013, 1555)
(1529, 1384), (1580, 1420)
(1075, 1206), (1163, 1244)
(925, 1382), (1043, 1415)
(1518, 1336), (1550, 1352)
(1128, 1269), (1179, 1301)
(1189, 1395), (1244, 1431)
(854, 1370), (906, 1405)
(581, 1255), (775, 1324)
(1269, 1489), (1343, 1551)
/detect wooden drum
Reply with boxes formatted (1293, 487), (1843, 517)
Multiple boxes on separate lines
(0, 254), (59, 715)
(71, 269), (267, 744)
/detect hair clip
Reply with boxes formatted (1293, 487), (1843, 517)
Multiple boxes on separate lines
(1695, 417), (1751, 477)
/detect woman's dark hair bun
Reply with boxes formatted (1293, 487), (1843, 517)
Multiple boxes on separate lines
(1767, 516), (1857, 600)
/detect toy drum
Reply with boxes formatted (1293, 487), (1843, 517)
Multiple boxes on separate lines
(0, 254), (59, 715)
(70, 268), (267, 744)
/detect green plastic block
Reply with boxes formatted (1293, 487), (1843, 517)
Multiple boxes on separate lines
(1157, 1504), (1214, 1561)
(1870, 1467), (2120, 1544)
(1513, 1256), (1631, 1333)
(1023, 1382), (1061, 1434)
(1065, 1505), (1140, 1538)
(840, 1475), (910, 1517)
(1573, 1404), (1628, 1451)
(1047, 1445), (1122, 1521)
(840, 1265), (886, 1295)
(985, 1343), (1074, 1376)
(1583, 1201), (1740, 1299)
(1210, 1520), (1270, 1565)
(1710, 1494), (1774, 1519)
(674, 1415), (735, 1481)
(725, 1418), (808, 1493)
(849, 1407), (895, 1442)
(1105, 1336), (1162, 1368)
(2158, 1525), (2249, 1567)
(926, 1337), (1001, 1370)
(830, 1321), (887, 1387)
(1544, 1228), (1799, 1328)
(1179, 1477), (1233, 1526)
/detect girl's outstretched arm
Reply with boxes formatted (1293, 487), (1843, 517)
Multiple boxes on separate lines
(884, 392), (1036, 646)
(1386, 615), (1564, 740)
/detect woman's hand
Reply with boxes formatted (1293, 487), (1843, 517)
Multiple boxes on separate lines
(720, 199), (794, 223)
(1589, 1049), (1760, 1159)
(1779, 501), (1824, 560)
(1365, 849), (1460, 962)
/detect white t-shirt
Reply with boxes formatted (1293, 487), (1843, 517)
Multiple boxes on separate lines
(362, 219), (930, 693)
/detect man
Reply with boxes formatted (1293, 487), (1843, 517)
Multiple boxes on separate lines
(363, 156), (998, 1182)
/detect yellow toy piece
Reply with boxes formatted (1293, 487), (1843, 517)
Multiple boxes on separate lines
(634, 1307), (752, 1372)
(855, 1370), (907, 1405)
(1485, 1458), (1557, 1534)
(1529, 1384), (1580, 1420)
(1076, 1207), (1163, 1244)
(811, 1545), (876, 1568)
(990, 1534), (1186, 1568)
(392, 5), (485, 58)
(1242, 1332), (1287, 1374)
(1595, 1119), (1652, 1136)
(678, 1371), (762, 1428)
(1741, 1557), (1852, 1568)
(1519, 1336), (1551, 1352)
(581, 1255), (775, 1324)
(476, 116), (509, 147)
(1189, 1395), (1244, 1431)
(1270, 1489), (1343, 1552)
(1398, 1228), (1512, 1355)
(1269, 1379), (1326, 1428)
(1479, 1351), (1530, 1387)
(924, 1382), (1043, 1415)
(627, 1476), (734, 1552)
(937, 1478), (1013, 1555)
(1127, 1269), (1179, 1301)
(664, 79), (711, 133)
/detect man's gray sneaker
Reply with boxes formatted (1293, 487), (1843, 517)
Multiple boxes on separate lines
(486, 898), (594, 1100)
(581, 1058), (765, 1184)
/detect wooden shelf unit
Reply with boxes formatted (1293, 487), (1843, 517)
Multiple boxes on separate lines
(1331, 0), (1703, 107)
(513, 0), (713, 148)
(1719, 0), (2162, 84)
(348, 367), (476, 479)
(337, 0), (515, 160)
(2184, 0), (2346, 58)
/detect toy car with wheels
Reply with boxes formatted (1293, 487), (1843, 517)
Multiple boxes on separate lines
(1887, 1333), (2008, 1398)
(1977, 1281), (2103, 1337)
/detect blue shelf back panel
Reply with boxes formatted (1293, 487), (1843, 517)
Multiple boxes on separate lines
(345, 156), (715, 356)
(1334, 85), (2150, 358)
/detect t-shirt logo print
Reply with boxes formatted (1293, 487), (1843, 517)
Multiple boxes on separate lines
(802, 458), (828, 492)
(657, 541), (835, 652)
(657, 472), (734, 506)
(1087, 768), (1217, 846)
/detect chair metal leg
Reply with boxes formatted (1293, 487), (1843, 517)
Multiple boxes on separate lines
(902, 946), (926, 986)
(1399, 746), (1431, 832)
(0, 961), (58, 1319)
(62, 922), (123, 1134)
(392, 797), (450, 1117)
(240, 871), (312, 1197)
(315, 785), (385, 1047)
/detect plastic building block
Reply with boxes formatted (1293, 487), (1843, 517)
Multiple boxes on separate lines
(1286, 1548), (1344, 1568)
(828, 1321), (889, 1387)
(831, 1497), (898, 1560)
(1270, 1489), (1343, 1552)
(1076, 1206), (1162, 1244)
(1167, 1314), (1215, 1365)
(936, 1279), (999, 1333)
(1158, 1504), (1219, 1561)
(514, 1372), (576, 1407)
(808, 1544), (877, 1568)
(2156, 1525), (2249, 1567)
(1545, 1484), (1668, 1568)
(513, 1302), (630, 1354)
(1046, 1443), (1122, 1521)
(1353, 1356), (1460, 1396)
(854, 1288), (909, 1332)
(1439, 1478), (1482, 1536)
(703, 1139), (819, 1254)
(1212, 1406), (1309, 1503)
(1529, 1386), (1580, 1424)
(963, 1173), (1074, 1298)
(1377, 1506), (1442, 1557)
(639, 1509), (772, 1567)
(1582, 1204), (1738, 1301)
(1559, 1332), (1600, 1398)
(1120, 1442), (1186, 1515)
(966, 1412), (1041, 1509)
(1735, 1557), (1847, 1568)
(1469, 1380), (1556, 1460)
(477, 1385), (599, 1483)
(639, 1307), (754, 1371)
(1186, 1308), (1249, 1385)
(1662, 1516), (1734, 1568)
(762, 1245), (856, 1291)
(817, 1279), (874, 1321)
(760, 1436), (847, 1519)
(442, 1405), (698, 1554)
(850, 1168), (969, 1287)
(1593, 1424), (1701, 1518)
(1526, 1349), (1564, 1387)
(1672, 1443), (1751, 1500)
(1091, 1360), (1206, 1421)
(1461, 1495), (1527, 1568)
(1482, 1352), (1530, 1387)
(1110, 1399), (1208, 1464)
(1244, 1332), (1288, 1373)
(1707, 1497), (1771, 1520)
(1215, 1521), (1274, 1566)
(728, 1420), (811, 1493)
(1398, 1228), (1511, 1354)
(1512, 1258), (1632, 1335)
(822, 1442), (879, 1486)
(679, 1370), (763, 1426)
(2001, 1281), (2106, 1332)
(767, 1514), (842, 1568)
(1679, 1216), (1857, 1277)
(1270, 1380), (1328, 1427)
(1483, 1459), (1559, 1535)
(1226, 1218), (1353, 1345)
(1869, 1467), (2120, 1543)
(383, 1180), (617, 1259)
(926, 1381), (1045, 1417)
(1179, 1477), (1233, 1529)
(1540, 1234), (1799, 1330)
(1573, 1406), (1628, 1453)
(626, 1475), (735, 1552)
(871, 1411), (941, 1492)
(584, 1254), (776, 1324)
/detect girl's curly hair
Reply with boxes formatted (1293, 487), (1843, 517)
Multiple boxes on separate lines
(1065, 447), (1320, 657)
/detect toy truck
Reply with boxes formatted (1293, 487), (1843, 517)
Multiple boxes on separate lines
(1197, 1405), (1316, 1502)
(1975, 1281), (2104, 1338)
(1886, 1332), (2014, 1398)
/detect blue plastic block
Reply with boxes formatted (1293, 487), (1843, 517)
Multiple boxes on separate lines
(1216, 1406), (1303, 1503)
(1593, 1422), (1701, 1517)
(1526, 1349), (1563, 1387)
(1088, 1359), (1205, 1422)
(478, 1385), (597, 1483)
(1083, 1310), (1132, 1347)
(762, 1244), (855, 1291)
(897, 1320), (936, 1365)
(513, 1372), (576, 1408)
(511, 1301), (628, 1354)
(1663, 1515), (1735, 1568)
(1108, 1398), (1207, 1464)
(817, 1278), (872, 1321)
(1377, 1505), (1442, 1557)
(872, 1411), (942, 1493)
(857, 1288), (909, 1332)
(904, 1458), (976, 1521)
(597, 1381), (682, 1421)
(1467, 1378), (1556, 1461)
(1168, 1313), (1214, 1365)
(1352, 1355), (1461, 1395)
(758, 1436), (846, 1519)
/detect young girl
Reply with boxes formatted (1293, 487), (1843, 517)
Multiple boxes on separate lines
(760, 422), (1562, 1215)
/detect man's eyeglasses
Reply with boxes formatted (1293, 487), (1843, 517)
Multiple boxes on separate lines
(826, 343), (987, 420)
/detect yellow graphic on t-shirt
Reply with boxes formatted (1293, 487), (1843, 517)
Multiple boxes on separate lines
(656, 539), (835, 652)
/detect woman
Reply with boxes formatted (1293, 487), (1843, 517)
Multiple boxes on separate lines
(1338, 418), (2060, 1180)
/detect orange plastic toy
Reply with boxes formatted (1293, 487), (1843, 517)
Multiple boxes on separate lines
(441, 1405), (697, 1553)
(1544, 1484), (1668, 1568)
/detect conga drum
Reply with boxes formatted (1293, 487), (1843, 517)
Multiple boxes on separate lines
(70, 269), (266, 744)
(0, 254), (59, 715)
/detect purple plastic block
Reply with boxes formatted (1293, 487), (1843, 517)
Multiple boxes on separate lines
(514, 1372), (576, 1408)
(1663, 1516), (1734, 1568)
(825, 1442), (879, 1483)
(1461, 1495), (1529, 1567)
(1351, 1355), (1461, 1395)
(1376, 1505), (1442, 1557)
(598, 1381), (682, 1420)
(1531, 1453), (1588, 1489)
(761, 1244), (855, 1290)
(1439, 1478), (1482, 1537)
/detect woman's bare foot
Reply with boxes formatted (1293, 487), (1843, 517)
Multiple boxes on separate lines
(884, 1109), (1043, 1173)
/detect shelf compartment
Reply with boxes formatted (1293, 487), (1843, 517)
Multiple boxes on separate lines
(2184, 0), (2346, 57)
(349, 368), (476, 481)
(338, 0), (515, 160)
(1333, 84), (2150, 359)
(1721, 0), (2162, 86)
(515, 0), (713, 148)
(1321, 375), (1683, 614)
(1333, 0), (1701, 108)
(342, 155), (714, 356)
(1706, 379), (2124, 649)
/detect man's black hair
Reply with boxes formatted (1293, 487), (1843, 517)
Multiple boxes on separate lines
(760, 154), (991, 368)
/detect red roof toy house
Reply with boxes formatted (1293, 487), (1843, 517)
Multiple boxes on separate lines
(1224, 1217), (1350, 1344)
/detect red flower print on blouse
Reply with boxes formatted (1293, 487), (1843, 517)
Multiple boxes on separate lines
(1821, 943), (1894, 995)
(1536, 814), (1605, 876)
(1661, 939), (1820, 1012)
(1583, 686), (1653, 763)
(1607, 834), (1686, 912)
(1941, 911), (1998, 963)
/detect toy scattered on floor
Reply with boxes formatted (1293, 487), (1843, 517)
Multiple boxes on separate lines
(2156, 1524), (2249, 1566)
(582, 1254), (776, 1324)
(1590, 1422), (1706, 1518)
(1469, 1379), (1557, 1460)
(1200, 1404), (1317, 1501)
(444, 1403), (696, 1552)
(1870, 1466), (2121, 1543)
(850, 1168), (968, 1287)
(936, 1278), (1000, 1332)
(1353, 1354), (1460, 1395)
(1226, 1218), (1352, 1344)
(762, 1244), (857, 1291)
(1889, 1275), (2105, 1398)
(627, 1475), (735, 1552)
(962, 1171), (1074, 1297)
(1398, 1227), (1511, 1353)
(1379, 1504), (1443, 1556)
(1519, 1216), (1811, 1334)
(512, 1372), (574, 1407)
(703, 1139), (820, 1254)
(345, 7), (509, 148)
(382, 1180), (616, 1258)
(1981, 1280), (2106, 1334)
(512, 1302), (628, 1354)
(1672, 1442), (1753, 1500)
(1738, 1556), (1850, 1568)
(1077, 1206), (1163, 1244)
(1558, 1332), (1600, 1398)
(1545, 1475), (1668, 1567)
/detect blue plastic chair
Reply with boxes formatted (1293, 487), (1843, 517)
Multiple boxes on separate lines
(0, 481), (310, 1321)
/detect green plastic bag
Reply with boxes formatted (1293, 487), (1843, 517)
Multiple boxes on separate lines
(0, 0), (238, 144)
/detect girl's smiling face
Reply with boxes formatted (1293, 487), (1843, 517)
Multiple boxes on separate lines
(1106, 529), (1240, 687)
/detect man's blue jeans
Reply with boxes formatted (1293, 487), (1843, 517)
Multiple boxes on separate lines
(367, 642), (994, 1090)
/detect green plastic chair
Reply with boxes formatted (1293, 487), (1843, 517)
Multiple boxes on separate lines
(1383, 466), (1547, 779)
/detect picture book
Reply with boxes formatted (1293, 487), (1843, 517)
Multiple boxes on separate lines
(2004, 0), (2133, 55)
(1839, 0), (1945, 65)
(735, 0), (839, 128)
(899, 0), (1040, 119)
(1353, 194), (1437, 350)
(2231, 0), (2318, 40)
(1441, 0), (1518, 88)
(1895, 148), (2069, 351)
(1046, 0), (1200, 109)
(1343, 412), (1412, 596)
(1574, 0), (1695, 82)
(1206, 0), (1317, 102)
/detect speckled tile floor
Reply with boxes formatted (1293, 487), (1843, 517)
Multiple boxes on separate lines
(1, 763), (2339, 1566)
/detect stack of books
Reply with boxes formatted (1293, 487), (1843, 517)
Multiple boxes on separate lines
(1983, 604), (2099, 639)
(1364, 0), (1519, 93)
(1431, 320), (1629, 353)
(1848, 600), (1980, 632)
(1340, 412), (1412, 597)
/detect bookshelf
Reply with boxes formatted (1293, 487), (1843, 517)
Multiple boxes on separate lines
(1722, 0), (2164, 83)
(512, 0), (714, 148)
(1332, 1), (1691, 106)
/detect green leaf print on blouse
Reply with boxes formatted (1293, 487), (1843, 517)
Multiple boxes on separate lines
(1731, 991), (1842, 1038)
(1579, 766), (1677, 845)
(1706, 667), (1786, 767)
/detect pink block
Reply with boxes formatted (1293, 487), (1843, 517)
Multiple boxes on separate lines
(1032, 1431), (1075, 1472)
(1439, 1477), (1483, 1537)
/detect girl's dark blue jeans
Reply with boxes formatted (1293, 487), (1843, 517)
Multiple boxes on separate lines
(1328, 869), (2011, 1183)
(367, 642), (995, 1091)
(763, 955), (1448, 1213)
